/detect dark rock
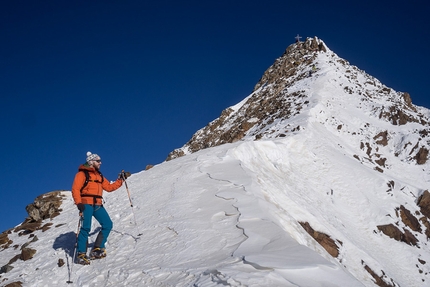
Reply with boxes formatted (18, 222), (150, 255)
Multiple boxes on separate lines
(415, 146), (428, 165)
(377, 224), (403, 241)
(377, 223), (418, 246)
(0, 232), (12, 249)
(400, 205), (421, 232)
(299, 221), (339, 257)
(25, 191), (63, 222)
(374, 131), (388, 146)
(14, 220), (41, 235)
(403, 229), (418, 246)
(364, 264), (396, 287)
(0, 264), (14, 274)
(8, 255), (21, 265)
(417, 190), (430, 218)
(419, 216), (430, 239)
(20, 248), (36, 261)
(41, 223), (53, 232)
(402, 92), (415, 110)
(375, 158), (387, 167)
(12, 192), (64, 236)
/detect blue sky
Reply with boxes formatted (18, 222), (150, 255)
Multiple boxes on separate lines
(1, 0), (429, 232)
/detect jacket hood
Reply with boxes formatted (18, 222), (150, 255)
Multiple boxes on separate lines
(78, 163), (96, 172)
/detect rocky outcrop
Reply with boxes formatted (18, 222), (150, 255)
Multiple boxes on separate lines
(20, 247), (37, 261)
(0, 231), (12, 249)
(417, 190), (430, 218)
(364, 263), (396, 287)
(253, 37), (327, 92)
(0, 192), (64, 284)
(299, 221), (340, 258)
(167, 37), (325, 161)
(376, 195), (430, 247)
(400, 205), (421, 232)
(25, 191), (64, 222)
(377, 224), (418, 246)
(415, 146), (429, 165)
(13, 191), (64, 236)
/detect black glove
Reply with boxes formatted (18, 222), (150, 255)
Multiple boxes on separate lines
(77, 203), (85, 212)
(118, 171), (131, 180)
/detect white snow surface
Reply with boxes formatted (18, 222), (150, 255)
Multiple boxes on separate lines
(2, 42), (430, 287)
(1, 144), (366, 287)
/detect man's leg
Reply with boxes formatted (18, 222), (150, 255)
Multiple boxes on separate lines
(77, 204), (94, 253)
(92, 205), (113, 249)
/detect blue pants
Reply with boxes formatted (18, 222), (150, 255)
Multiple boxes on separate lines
(77, 204), (113, 253)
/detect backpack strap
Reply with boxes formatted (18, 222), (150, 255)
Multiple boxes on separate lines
(79, 169), (104, 205)
(79, 169), (90, 193)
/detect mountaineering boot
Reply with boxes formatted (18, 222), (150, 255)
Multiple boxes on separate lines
(90, 247), (106, 259)
(76, 252), (91, 265)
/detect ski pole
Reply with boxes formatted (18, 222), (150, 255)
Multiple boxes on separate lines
(123, 174), (134, 208)
(67, 212), (83, 284)
(121, 171), (142, 236)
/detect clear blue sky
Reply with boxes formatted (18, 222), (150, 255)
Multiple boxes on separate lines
(1, 0), (429, 232)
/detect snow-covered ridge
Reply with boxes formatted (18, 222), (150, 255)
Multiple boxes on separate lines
(167, 37), (430, 169)
(2, 36), (430, 286)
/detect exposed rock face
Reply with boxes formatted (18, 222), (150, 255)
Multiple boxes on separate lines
(0, 191), (65, 283)
(12, 191), (64, 236)
(167, 37), (326, 161)
(25, 191), (64, 222)
(0, 232), (12, 249)
(376, 197), (430, 247)
(415, 146), (429, 165)
(166, 36), (429, 167)
(299, 221), (340, 258)
(418, 190), (430, 218)
(145, 164), (154, 170)
(377, 224), (403, 241)
(20, 248), (36, 261)
(364, 264), (396, 287)
(400, 205), (421, 232)
(377, 224), (418, 246)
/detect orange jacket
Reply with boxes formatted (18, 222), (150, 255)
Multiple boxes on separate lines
(72, 164), (123, 205)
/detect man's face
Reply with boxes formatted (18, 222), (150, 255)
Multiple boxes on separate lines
(92, 159), (102, 170)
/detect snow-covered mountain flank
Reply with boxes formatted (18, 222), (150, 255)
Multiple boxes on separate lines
(2, 37), (430, 287)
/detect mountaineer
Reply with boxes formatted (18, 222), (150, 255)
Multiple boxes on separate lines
(71, 151), (129, 265)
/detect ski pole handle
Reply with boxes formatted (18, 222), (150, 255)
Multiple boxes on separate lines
(122, 170), (134, 207)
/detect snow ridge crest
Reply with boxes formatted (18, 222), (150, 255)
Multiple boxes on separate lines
(166, 36), (430, 166)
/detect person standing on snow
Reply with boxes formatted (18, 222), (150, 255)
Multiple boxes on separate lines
(71, 151), (129, 265)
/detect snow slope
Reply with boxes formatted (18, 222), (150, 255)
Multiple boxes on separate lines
(1, 142), (366, 287)
(2, 37), (430, 287)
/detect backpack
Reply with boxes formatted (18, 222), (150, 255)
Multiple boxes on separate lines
(79, 169), (104, 205)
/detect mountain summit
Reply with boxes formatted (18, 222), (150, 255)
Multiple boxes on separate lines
(2, 37), (430, 287)
(167, 36), (428, 165)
